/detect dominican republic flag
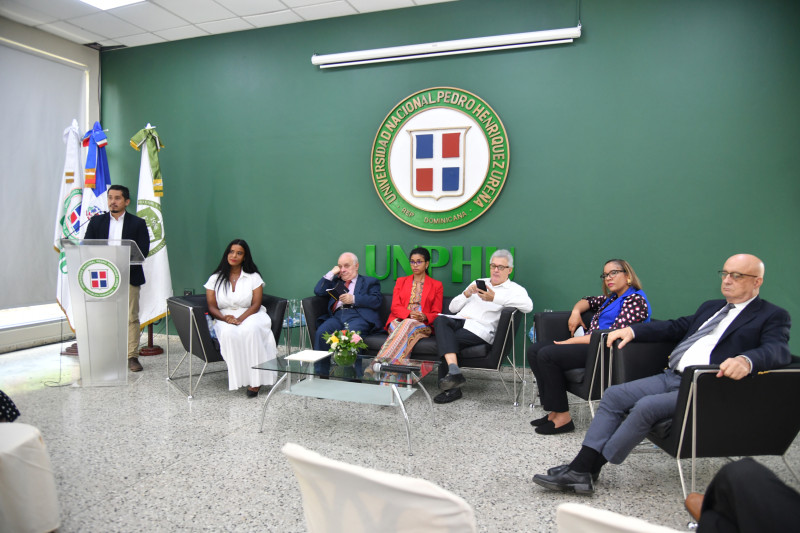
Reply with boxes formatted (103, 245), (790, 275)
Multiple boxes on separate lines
(90, 270), (108, 289)
(53, 119), (84, 330)
(79, 121), (110, 237)
(410, 127), (469, 200)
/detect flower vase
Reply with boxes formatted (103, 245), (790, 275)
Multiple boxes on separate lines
(332, 348), (358, 367)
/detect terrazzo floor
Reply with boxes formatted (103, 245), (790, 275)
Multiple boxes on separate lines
(2, 335), (799, 532)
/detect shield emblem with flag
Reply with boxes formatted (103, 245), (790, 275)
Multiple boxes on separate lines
(90, 269), (108, 289)
(409, 127), (470, 200)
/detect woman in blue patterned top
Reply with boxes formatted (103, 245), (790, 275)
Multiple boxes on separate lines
(528, 259), (650, 435)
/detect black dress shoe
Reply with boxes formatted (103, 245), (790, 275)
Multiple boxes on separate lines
(246, 386), (260, 398)
(438, 373), (466, 390)
(547, 464), (599, 483)
(535, 420), (575, 435)
(530, 414), (550, 427)
(532, 468), (594, 494)
(433, 388), (463, 404)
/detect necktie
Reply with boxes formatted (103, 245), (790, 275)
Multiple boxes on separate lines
(668, 303), (735, 370)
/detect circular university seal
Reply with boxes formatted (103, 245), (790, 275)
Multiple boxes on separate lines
(78, 258), (121, 299)
(371, 87), (510, 231)
(137, 200), (164, 256)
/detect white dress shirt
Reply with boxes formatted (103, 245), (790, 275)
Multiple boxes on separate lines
(676, 296), (756, 372)
(448, 278), (533, 344)
(108, 211), (125, 242)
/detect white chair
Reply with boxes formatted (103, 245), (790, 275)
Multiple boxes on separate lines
(281, 443), (477, 533)
(0, 423), (61, 533)
(557, 503), (682, 533)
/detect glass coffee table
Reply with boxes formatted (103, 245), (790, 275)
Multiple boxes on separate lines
(254, 350), (437, 455)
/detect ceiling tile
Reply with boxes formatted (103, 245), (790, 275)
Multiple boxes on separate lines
(12, 0), (97, 20)
(214, 0), (285, 17)
(347, 0), (413, 14)
(115, 32), (167, 46)
(280, 0), (329, 7)
(0, 1), (58, 26)
(195, 17), (254, 35)
(4, 0), (462, 49)
(293, 1), (356, 21)
(151, 0), (235, 24)
(36, 20), (106, 44)
(98, 38), (123, 46)
(68, 11), (145, 38)
(244, 10), (303, 28)
(107, 2), (189, 32)
(153, 24), (209, 40)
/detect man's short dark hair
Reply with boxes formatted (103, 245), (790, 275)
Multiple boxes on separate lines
(109, 184), (130, 200)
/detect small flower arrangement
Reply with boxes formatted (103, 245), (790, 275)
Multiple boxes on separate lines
(323, 325), (367, 366)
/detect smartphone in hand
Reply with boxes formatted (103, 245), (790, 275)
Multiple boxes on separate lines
(475, 279), (487, 291)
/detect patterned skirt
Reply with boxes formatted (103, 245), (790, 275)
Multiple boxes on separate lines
(374, 318), (432, 364)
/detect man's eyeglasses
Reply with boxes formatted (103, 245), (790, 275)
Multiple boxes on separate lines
(409, 260), (426, 266)
(489, 264), (510, 271)
(600, 270), (624, 279)
(719, 271), (759, 281)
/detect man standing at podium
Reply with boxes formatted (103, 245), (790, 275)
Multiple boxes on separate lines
(84, 185), (150, 372)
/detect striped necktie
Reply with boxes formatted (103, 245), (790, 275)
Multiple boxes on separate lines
(668, 303), (735, 370)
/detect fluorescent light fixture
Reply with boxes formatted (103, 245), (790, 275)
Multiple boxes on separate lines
(312, 25), (581, 68)
(79, 0), (145, 10)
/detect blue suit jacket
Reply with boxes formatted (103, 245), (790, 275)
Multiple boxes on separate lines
(631, 296), (791, 373)
(84, 211), (150, 286)
(314, 274), (382, 333)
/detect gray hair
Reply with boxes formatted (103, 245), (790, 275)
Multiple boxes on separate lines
(341, 252), (359, 265)
(490, 249), (513, 268)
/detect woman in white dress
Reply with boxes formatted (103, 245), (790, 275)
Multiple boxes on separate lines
(204, 239), (277, 397)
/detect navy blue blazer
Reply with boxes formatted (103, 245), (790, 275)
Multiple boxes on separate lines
(314, 274), (382, 333)
(84, 211), (150, 287)
(631, 296), (791, 373)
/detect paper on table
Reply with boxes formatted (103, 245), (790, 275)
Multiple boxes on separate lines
(285, 350), (331, 363)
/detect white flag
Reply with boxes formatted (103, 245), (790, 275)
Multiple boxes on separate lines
(53, 120), (83, 330)
(132, 126), (172, 326)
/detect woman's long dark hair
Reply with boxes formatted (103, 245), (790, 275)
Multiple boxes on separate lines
(409, 246), (431, 275)
(212, 239), (260, 291)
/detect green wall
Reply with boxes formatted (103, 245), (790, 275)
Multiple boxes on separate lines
(100, 0), (800, 352)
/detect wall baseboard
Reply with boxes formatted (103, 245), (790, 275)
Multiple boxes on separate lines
(0, 320), (75, 354)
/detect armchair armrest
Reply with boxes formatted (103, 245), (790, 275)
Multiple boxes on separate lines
(609, 339), (675, 385)
(533, 310), (594, 345)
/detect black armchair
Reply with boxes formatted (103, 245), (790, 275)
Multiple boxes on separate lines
(532, 312), (674, 415)
(302, 293), (524, 402)
(531, 311), (608, 413)
(644, 359), (800, 498)
(166, 293), (287, 398)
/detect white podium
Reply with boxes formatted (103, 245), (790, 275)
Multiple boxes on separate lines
(61, 238), (145, 386)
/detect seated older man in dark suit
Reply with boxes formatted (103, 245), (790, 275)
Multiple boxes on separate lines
(313, 252), (382, 374)
(533, 253), (791, 495)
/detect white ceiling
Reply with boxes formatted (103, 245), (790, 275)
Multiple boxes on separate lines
(0, 0), (458, 49)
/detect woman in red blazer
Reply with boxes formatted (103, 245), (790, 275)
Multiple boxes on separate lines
(374, 247), (443, 365)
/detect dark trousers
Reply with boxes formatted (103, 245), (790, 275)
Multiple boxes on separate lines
(314, 308), (373, 375)
(527, 341), (588, 413)
(698, 458), (800, 533)
(432, 316), (487, 380)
